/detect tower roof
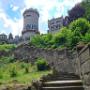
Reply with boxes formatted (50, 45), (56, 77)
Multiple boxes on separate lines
(23, 8), (39, 17)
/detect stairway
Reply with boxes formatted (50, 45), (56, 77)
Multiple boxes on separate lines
(40, 73), (84, 90)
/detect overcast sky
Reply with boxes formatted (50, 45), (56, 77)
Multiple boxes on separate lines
(0, 0), (82, 36)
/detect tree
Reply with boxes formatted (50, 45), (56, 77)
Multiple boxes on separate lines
(31, 34), (53, 48)
(81, 1), (90, 21)
(82, 32), (90, 43)
(68, 18), (90, 47)
(31, 35), (44, 47)
(82, 0), (90, 3)
(53, 27), (73, 48)
(69, 18), (90, 36)
(68, 4), (85, 22)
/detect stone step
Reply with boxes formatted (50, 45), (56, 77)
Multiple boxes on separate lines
(31, 73), (84, 90)
(44, 77), (79, 80)
(41, 76), (80, 81)
(47, 73), (79, 76)
(42, 78), (80, 82)
(43, 80), (83, 87)
(42, 86), (84, 90)
(46, 75), (79, 78)
(43, 74), (80, 79)
(51, 73), (79, 76)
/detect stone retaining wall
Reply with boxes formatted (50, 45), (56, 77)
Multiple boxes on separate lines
(0, 50), (9, 57)
(77, 45), (90, 90)
(13, 44), (75, 73)
(12, 44), (90, 90)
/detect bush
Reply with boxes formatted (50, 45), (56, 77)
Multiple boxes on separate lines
(0, 71), (3, 79)
(25, 66), (29, 73)
(82, 33), (90, 43)
(0, 44), (16, 52)
(69, 18), (90, 36)
(10, 67), (18, 77)
(0, 56), (15, 64)
(35, 58), (48, 71)
(20, 62), (28, 69)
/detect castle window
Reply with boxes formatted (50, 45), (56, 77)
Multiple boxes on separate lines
(56, 21), (60, 23)
(26, 24), (31, 30)
(26, 14), (31, 17)
(51, 22), (54, 25)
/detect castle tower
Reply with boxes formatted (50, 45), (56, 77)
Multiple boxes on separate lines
(22, 8), (39, 41)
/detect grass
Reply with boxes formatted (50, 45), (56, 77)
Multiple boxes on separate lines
(0, 44), (16, 52)
(0, 44), (52, 87)
(0, 61), (52, 86)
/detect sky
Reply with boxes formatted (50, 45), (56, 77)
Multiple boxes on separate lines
(0, 0), (82, 37)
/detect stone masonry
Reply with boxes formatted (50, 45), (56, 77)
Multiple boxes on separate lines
(75, 45), (90, 90)
(13, 44), (75, 74)
(12, 44), (90, 90)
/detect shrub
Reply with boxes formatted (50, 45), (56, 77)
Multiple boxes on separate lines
(69, 18), (90, 36)
(25, 66), (29, 73)
(0, 71), (3, 79)
(0, 44), (16, 52)
(0, 56), (15, 64)
(82, 33), (90, 43)
(20, 62), (28, 69)
(35, 58), (48, 71)
(10, 67), (18, 77)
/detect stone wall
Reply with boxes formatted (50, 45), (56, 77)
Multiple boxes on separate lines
(13, 44), (75, 73)
(76, 45), (90, 90)
(12, 44), (90, 90)
(0, 50), (9, 57)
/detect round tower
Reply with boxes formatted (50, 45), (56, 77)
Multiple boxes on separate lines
(22, 8), (39, 41)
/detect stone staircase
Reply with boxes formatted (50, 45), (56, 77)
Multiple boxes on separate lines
(31, 73), (84, 90)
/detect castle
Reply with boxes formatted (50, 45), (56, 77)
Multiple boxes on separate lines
(0, 8), (69, 44)
(22, 8), (40, 41)
(0, 8), (40, 44)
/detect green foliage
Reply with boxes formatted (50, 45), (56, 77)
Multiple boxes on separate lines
(10, 67), (18, 77)
(31, 34), (53, 48)
(82, 33), (90, 43)
(0, 59), (51, 85)
(35, 58), (48, 71)
(20, 62), (29, 69)
(81, 1), (90, 21)
(69, 18), (90, 35)
(25, 67), (29, 73)
(31, 18), (90, 48)
(70, 35), (81, 47)
(0, 44), (16, 52)
(0, 71), (3, 79)
(68, 18), (90, 47)
(0, 56), (15, 66)
(53, 27), (73, 48)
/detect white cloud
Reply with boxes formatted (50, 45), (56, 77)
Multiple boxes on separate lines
(0, 9), (23, 37)
(11, 5), (19, 11)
